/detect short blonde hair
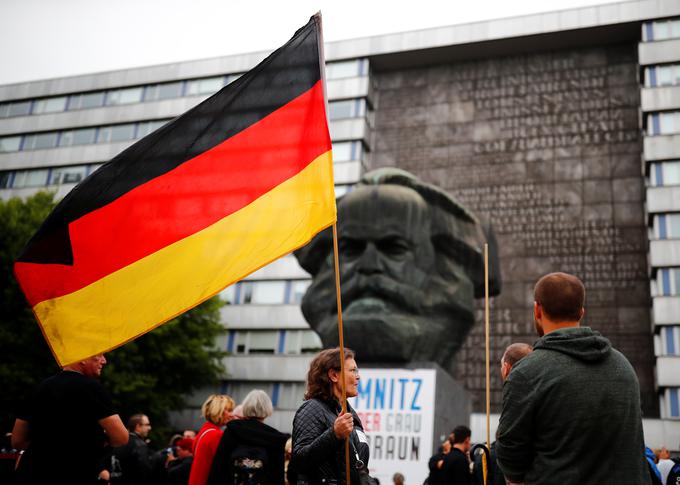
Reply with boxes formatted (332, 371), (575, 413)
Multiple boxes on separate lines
(242, 390), (274, 419)
(201, 394), (235, 425)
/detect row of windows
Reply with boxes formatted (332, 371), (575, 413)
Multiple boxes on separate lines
(0, 167), (353, 201)
(652, 214), (680, 240)
(645, 64), (680, 88)
(332, 141), (364, 163)
(0, 139), (363, 191)
(1, 171), (355, 198)
(220, 280), (311, 305)
(655, 268), (680, 296)
(643, 18), (680, 42)
(659, 326), (680, 356)
(225, 329), (322, 355)
(0, 163), (103, 189)
(326, 59), (369, 80)
(0, 119), (170, 153)
(650, 161), (680, 186)
(647, 112), (680, 136)
(661, 387), (680, 419)
(0, 76), (235, 118)
(0, 137), (363, 190)
(0, 59), (369, 119)
(0, 97), (368, 154)
(221, 381), (307, 409)
(328, 98), (366, 120)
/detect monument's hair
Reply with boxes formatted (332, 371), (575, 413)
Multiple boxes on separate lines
(502, 342), (533, 367)
(534, 272), (585, 322)
(201, 394), (235, 425)
(360, 167), (477, 223)
(304, 347), (356, 401)
(294, 168), (501, 298)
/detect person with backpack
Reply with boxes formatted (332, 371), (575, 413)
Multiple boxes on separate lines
(207, 390), (289, 485)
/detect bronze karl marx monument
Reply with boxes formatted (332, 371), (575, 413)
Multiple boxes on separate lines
(295, 168), (501, 374)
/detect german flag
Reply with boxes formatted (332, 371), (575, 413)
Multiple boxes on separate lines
(14, 14), (335, 367)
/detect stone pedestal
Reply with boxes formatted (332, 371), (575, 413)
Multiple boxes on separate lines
(359, 362), (471, 456)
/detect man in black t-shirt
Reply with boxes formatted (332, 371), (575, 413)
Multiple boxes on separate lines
(12, 353), (128, 485)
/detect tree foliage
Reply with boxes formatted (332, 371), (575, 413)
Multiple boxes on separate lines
(0, 191), (60, 434)
(0, 192), (226, 440)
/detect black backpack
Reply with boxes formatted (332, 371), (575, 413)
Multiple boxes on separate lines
(667, 458), (680, 485)
(231, 444), (269, 485)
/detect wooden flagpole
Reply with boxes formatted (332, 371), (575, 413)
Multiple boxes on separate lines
(332, 222), (351, 484)
(483, 243), (491, 484)
(317, 11), (350, 483)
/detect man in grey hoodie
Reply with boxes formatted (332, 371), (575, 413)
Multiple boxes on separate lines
(496, 272), (651, 485)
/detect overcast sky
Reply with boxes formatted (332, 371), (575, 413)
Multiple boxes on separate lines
(0, 0), (624, 85)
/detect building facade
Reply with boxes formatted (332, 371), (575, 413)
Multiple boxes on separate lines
(1, 0), (679, 446)
(640, 15), (680, 428)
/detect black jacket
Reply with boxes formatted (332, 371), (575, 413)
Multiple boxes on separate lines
(427, 449), (446, 485)
(291, 398), (369, 485)
(167, 456), (193, 485)
(442, 448), (471, 485)
(112, 432), (155, 485)
(207, 418), (289, 485)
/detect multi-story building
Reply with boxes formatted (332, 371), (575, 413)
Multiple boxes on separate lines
(2, 0), (680, 446)
(641, 16), (680, 425)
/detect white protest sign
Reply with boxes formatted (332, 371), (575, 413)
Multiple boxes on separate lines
(348, 368), (436, 485)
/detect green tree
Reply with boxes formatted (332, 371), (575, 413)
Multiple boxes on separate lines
(0, 191), (60, 434)
(0, 192), (226, 441)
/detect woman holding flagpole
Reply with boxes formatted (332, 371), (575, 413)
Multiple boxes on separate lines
(291, 347), (369, 485)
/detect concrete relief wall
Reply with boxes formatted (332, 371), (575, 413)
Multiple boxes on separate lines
(370, 43), (656, 415)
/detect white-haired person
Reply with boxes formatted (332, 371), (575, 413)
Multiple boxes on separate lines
(206, 390), (289, 485)
(189, 394), (235, 485)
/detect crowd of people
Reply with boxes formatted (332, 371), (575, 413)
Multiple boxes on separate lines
(425, 428), (680, 485)
(5, 272), (680, 485)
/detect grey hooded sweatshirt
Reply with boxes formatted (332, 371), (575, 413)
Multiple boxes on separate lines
(496, 326), (651, 485)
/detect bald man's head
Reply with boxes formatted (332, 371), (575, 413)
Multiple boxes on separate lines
(501, 343), (533, 381)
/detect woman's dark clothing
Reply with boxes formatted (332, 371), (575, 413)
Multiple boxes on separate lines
(427, 449), (446, 485)
(168, 456), (194, 485)
(291, 398), (369, 485)
(206, 418), (288, 485)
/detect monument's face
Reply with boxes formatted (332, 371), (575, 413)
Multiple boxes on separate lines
(301, 184), (478, 366)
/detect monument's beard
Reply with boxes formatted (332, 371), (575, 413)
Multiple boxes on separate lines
(302, 270), (475, 368)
